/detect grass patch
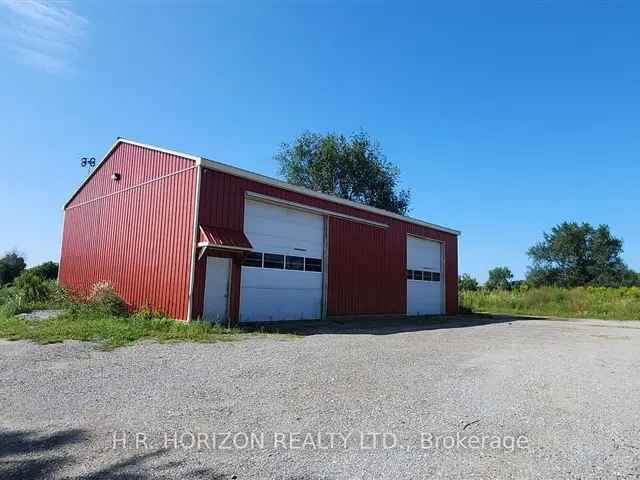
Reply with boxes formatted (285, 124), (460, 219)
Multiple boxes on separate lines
(0, 309), (282, 349)
(0, 279), (297, 349)
(460, 286), (640, 320)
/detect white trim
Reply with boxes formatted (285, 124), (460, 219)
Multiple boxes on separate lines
(245, 191), (389, 229)
(202, 158), (460, 235)
(407, 232), (445, 245)
(65, 165), (197, 210)
(186, 163), (203, 322)
(441, 239), (447, 315)
(64, 137), (460, 236)
(321, 216), (329, 321)
(56, 209), (66, 284)
(197, 242), (253, 252)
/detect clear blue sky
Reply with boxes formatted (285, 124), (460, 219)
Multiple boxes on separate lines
(1, 1), (638, 283)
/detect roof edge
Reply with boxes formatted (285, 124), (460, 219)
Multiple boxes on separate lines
(201, 157), (461, 236)
(63, 137), (461, 236)
(63, 137), (199, 209)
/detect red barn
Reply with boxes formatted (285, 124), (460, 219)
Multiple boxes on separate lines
(60, 138), (460, 322)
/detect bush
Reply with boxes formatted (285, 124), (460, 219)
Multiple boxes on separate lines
(87, 282), (128, 316)
(459, 273), (479, 291)
(0, 294), (30, 316)
(0, 286), (16, 305)
(14, 270), (50, 304)
(28, 261), (59, 280)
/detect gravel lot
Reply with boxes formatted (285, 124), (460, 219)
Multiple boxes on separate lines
(1, 316), (640, 479)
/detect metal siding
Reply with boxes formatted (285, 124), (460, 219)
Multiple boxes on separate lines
(59, 143), (196, 320)
(193, 168), (459, 319)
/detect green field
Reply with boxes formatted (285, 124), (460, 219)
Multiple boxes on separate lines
(460, 286), (640, 320)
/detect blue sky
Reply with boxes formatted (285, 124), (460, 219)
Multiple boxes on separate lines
(1, 1), (638, 282)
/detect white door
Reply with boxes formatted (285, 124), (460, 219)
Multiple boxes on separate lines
(203, 257), (230, 322)
(406, 235), (443, 315)
(240, 199), (324, 322)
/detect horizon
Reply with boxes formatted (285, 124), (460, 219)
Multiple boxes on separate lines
(1, 1), (638, 283)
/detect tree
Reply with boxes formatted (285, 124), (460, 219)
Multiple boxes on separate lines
(28, 261), (59, 280)
(276, 131), (410, 215)
(526, 222), (637, 287)
(485, 266), (513, 290)
(459, 273), (480, 291)
(0, 251), (26, 286)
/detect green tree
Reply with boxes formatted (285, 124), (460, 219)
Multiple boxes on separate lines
(28, 261), (59, 280)
(276, 131), (410, 215)
(486, 266), (513, 290)
(526, 222), (637, 287)
(0, 251), (26, 286)
(459, 273), (480, 291)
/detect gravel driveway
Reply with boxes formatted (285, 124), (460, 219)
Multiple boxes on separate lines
(1, 316), (640, 479)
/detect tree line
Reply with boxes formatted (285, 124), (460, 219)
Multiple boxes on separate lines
(0, 251), (58, 287)
(460, 222), (639, 291)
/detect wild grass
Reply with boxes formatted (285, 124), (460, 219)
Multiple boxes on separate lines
(0, 306), (277, 349)
(0, 280), (291, 349)
(460, 286), (640, 320)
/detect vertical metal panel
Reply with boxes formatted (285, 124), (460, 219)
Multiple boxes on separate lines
(59, 143), (196, 320)
(193, 168), (459, 319)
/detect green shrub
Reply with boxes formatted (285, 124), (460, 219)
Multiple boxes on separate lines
(87, 282), (128, 316)
(0, 294), (29, 316)
(459, 273), (480, 291)
(0, 286), (16, 305)
(14, 270), (50, 303)
(28, 261), (59, 280)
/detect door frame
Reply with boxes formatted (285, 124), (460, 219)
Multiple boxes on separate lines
(203, 255), (232, 323)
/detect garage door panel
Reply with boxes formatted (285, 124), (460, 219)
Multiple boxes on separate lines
(246, 232), (323, 258)
(407, 236), (441, 271)
(240, 268), (322, 322)
(240, 199), (324, 322)
(407, 281), (442, 315)
(241, 268), (322, 289)
(244, 200), (324, 257)
(407, 236), (443, 315)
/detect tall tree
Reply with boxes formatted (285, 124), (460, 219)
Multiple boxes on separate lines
(486, 266), (513, 290)
(276, 131), (410, 215)
(526, 222), (637, 287)
(0, 251), (26, 286)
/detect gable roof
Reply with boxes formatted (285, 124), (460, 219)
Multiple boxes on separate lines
(65, 137), (461, 236)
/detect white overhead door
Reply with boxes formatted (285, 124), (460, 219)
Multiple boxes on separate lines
(407, 235), (443, 315)
(239, 199), (324, 322)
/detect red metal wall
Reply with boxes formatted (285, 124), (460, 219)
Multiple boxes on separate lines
(193, 168), (458, 320)
(59, 143), (196, 319)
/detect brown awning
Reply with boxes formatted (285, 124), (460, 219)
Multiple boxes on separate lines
(198, 225), (252, 251)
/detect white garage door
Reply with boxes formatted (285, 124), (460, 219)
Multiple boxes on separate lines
(239, 199), (324, 322)
(407, 235), (443, 315)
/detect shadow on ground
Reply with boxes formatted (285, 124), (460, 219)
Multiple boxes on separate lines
(0, 428), (230, 480)
(241, 313), (545, 336)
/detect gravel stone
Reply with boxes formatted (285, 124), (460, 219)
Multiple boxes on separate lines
(15, 309), (64, 321)
(1, 316), (640, 479)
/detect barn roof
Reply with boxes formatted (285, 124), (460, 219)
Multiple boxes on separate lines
(65, 137), (461, 236)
